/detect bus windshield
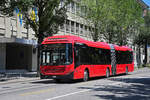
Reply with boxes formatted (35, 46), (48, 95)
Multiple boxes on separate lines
(41, 43), (73, 66)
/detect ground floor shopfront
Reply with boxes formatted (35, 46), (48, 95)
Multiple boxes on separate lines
(0, 38), (37, 72)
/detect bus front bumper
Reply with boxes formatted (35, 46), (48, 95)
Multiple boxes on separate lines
(40, 72), (74, 80)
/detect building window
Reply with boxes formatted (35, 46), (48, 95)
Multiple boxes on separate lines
(71, 2), (75, 13)
(0, 33), (4, 37)
(71, 21), (74, 33)
(67, 3), (71, 12)
(66, 20), (70, 33)
(76, 4), (81, 15)
(81, 6), (86, 16)
(60, 24), (65, 32)
(76, 23), (79, 34)
(80, 24), (83, 34)
(85, 26), (87, 36)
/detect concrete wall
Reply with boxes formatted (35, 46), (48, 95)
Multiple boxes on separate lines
(31, 46), (37, 71)
(27, 46), (37, 71)
(0, 15), (36, 40)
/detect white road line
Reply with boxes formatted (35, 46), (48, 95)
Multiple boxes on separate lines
(46, 90), (90, 100)
(46, 82), (122, 100)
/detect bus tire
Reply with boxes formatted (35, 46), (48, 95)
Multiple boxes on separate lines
(83, 70), (89, 82)
(106, 68), (110, 78)
(125, 67), (128, 75)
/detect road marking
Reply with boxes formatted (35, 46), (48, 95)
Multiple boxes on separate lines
(0, 84), (56, 95)
(46, 90), (90, 100)
(46, 82), (122, 100)
(20, 88), (54, 96)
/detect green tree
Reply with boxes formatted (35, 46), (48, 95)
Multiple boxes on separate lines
(134, 10), (150, 65)
(80, 0), (110, 42)
(81, 0), (143, 45)
(112, 0), (143, 45)
(0, 0), (72, 72)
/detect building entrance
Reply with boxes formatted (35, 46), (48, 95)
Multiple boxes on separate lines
(6, 43), (32, 70)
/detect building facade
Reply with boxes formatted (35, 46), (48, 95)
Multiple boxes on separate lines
(57, 1), (94, 41)
(0, 14), (37, 72)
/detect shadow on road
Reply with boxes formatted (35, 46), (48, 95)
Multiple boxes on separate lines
(30, 79), (55, 84)
(78, 77), (150, 100)
(30, 79), (79, 84)
(30, 76), (107, 84)
(30, 74), (130, 84)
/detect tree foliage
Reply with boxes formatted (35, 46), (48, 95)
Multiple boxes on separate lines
(134, 10), (150, 46)
(133, 10), (150, 64)
(81, 0), (144, 45)
(0, 0), (71, 43)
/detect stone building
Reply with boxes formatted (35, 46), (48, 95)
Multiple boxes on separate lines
(0, 14), (37, 72)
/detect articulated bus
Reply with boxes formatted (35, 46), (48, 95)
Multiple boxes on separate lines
(40, 35), (134, 82)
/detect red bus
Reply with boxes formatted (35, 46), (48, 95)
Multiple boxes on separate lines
(40, 35), (134, 82)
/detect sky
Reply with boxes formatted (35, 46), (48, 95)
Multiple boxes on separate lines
(142, 0), (150, 7)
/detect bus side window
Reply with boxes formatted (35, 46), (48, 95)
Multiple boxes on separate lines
(74, 45), (80, 68)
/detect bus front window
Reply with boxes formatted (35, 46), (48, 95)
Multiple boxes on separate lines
(41, 43), (72, 66)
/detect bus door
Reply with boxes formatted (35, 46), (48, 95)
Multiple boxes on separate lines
(110, 44), (116, 75)
(74, 43), (85, 79)
(74, 43), (91, 78)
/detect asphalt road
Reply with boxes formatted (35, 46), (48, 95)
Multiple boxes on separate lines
(0, 67), (150, 100)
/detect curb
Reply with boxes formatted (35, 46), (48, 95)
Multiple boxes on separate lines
(0, 77), (40, 85)
(0, 72), (39, 84)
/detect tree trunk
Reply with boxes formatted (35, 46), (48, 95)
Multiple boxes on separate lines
(37, 36), (44, 76)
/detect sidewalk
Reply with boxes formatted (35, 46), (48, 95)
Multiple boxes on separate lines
(0, 77), (40, 85)
(0, 70), (39, 83)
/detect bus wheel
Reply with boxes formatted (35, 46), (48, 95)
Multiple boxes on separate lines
(125, 67), (128, 75)
(106, 68), (110, 78)
(83, 70), (89, 82)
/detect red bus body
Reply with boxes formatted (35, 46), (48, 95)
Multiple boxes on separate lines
(40, 35), (134, 80)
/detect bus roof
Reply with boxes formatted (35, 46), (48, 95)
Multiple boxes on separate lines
(42, 35), (132, 51)
(113, 45), (132, 51)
